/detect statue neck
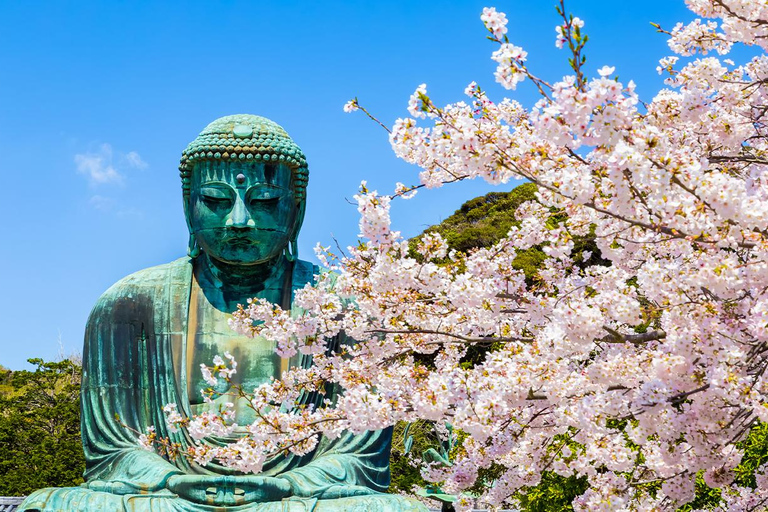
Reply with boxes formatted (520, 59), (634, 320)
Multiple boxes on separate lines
(195, 251), (292, 303)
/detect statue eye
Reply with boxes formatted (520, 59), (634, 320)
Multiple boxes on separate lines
(200, 186), (234, 207)
(248, 185), (285, 204)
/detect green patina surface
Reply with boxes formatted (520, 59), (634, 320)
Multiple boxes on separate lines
(20, 115), (426, 512)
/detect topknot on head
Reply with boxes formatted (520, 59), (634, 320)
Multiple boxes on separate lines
(179, 114), (309, 203)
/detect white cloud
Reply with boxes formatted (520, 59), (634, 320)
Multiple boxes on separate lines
(116, 207), (144, 219)
(77, 144), (148, 217)
(89, 194), (115, 211)
(123, 151), (148, 170)
(75, 143), (124, 185)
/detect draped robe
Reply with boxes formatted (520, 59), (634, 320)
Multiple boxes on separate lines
(20, 257), (425, 512)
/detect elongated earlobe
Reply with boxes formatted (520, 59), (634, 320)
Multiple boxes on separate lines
(284, 239), (298, 262)
(285, 201), (306, 263)
(188, 233), (200, 258)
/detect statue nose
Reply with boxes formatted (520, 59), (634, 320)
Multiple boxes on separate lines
(225, 195), (256, 228)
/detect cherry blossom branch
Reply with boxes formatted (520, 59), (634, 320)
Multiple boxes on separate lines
(344, 98), (391, 134)
(366, 329), (534, 344)
(601, 326), (667, 345)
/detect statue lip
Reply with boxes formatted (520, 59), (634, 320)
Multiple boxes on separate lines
(224, 235), (257, 247)
(211, 227), (289, 246)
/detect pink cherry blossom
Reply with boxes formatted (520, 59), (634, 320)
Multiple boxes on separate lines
(148, 2), (768, 510)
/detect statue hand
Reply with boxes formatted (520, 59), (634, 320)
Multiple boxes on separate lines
(318, 485), (378, 499)
(86, 480), (147, 495)
(166, 474), (292, 506)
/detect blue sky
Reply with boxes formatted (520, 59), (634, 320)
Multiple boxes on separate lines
(0, 0), (698, 369)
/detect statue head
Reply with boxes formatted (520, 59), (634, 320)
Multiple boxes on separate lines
(179, 115), (308, 265)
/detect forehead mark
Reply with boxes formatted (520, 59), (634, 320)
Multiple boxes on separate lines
(196, 161), (267, 185)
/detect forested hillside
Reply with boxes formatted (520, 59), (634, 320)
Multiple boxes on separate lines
(0, 359), (84, 496)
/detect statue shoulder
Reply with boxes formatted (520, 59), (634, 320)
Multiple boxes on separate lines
(87, 257), (192, 324)
(293, 259), (343, 290)
(312, 263), (339, 287)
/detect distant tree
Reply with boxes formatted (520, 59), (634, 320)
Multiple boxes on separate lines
(0, 358), (84, 496)
(0, 366), (13, 396)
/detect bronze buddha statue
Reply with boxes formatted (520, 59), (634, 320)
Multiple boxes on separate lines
(20, 115), (426, 512)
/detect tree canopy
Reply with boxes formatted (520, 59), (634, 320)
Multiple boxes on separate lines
(0, 359), (84, 496)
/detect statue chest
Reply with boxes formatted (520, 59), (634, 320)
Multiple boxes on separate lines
(185, 280), (285, 425)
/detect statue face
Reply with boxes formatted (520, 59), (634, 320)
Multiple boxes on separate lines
(188, 160), (298, 265)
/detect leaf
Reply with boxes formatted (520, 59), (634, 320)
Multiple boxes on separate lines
(416, 487), (457, 503)
(422, 447), (451, 467)
(404, 435), (414, 455)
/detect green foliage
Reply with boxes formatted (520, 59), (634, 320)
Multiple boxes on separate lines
(734, 421), (768, 488)
(388, 421), (430, 495)
(0, 358), (84, 496)
(513, 472), (589, 512)
(409, 182), (538, 258)
(677, 473), (722, 511)
(408, 182), (607, 283)
(389, 445), (428, 495)
(679, 422), (768, 510)
(0, 366), (14, 398)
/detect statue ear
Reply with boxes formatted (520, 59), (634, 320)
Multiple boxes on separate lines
(293, 200), (306, 238)
(286, 200), (306, 262)
(182, 189), (200, 257)
(184, 202), (201, 258)
(183, 197), (191, 232)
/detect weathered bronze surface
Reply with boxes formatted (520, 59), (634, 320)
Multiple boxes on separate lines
(20, 115), (427, 512)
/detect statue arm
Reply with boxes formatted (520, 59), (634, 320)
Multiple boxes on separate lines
(80, 286), (183, 494)
(279, 427), (393, 499)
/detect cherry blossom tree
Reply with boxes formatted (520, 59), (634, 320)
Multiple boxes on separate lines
(151, 1), (768, 510)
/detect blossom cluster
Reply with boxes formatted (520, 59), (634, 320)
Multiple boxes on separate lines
(148, 1), (768, 510)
